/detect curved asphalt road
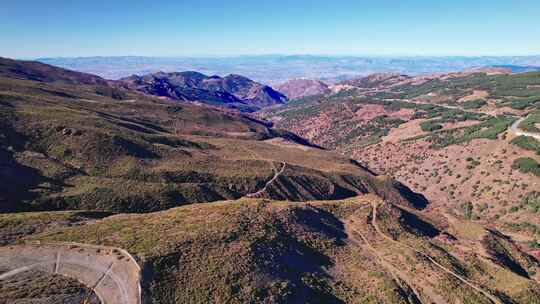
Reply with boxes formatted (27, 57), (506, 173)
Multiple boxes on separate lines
(0, 242), (141, 304)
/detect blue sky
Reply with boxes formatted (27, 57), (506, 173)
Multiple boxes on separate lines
(1, 0), (539, 58)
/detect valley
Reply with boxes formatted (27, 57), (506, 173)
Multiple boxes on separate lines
(1, 58), (540, 304)
(4, 1), (540, 303)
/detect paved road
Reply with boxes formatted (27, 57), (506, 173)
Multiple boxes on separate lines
(510, 116), (540, 140)
(0, 242), (141, 304)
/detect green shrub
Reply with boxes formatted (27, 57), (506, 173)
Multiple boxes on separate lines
(461, 201), (474, 219)
(529, 240), (540, 249)
(519, 112), (540, 133)
(508, 97), (540, 110)
(511, 135), (540, 154)
(512, 157), (540, 177)
(95, 86), (127, 100)
(522, 192), (540, 213)
(420, 120), (443, 132)
(88, 167), (103, 177)
(462, 99), (487, 109)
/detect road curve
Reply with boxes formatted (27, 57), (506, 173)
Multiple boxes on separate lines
(0, 242), (141, 304)
(510, 116), (540, 140)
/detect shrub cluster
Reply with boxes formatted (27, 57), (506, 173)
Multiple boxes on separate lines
(512, 157), (540, 177)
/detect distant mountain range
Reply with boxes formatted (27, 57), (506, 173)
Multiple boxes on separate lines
(0, 57), (288, 111)
(119, 71), (287, 111)
(490, 64), (540, 73)
(38, 55), (540, 84)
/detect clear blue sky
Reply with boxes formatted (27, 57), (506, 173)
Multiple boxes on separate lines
(2, 0), (539, 58)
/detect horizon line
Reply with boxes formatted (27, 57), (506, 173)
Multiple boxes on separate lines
(20, 53), (540, 61)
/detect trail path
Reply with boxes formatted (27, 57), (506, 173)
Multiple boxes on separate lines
(0, 242), (141, 304)
(240, 146), (287, 198)
(364, 199), (502, 304)
(344, 218), (425, 304)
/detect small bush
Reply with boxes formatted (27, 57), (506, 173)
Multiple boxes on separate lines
(519, 112), (540, 133)
(420, 120), (443, 132)
(512, 157), (540, 177)
(511, 135), (540, 155)
(462, 99), (487, 109)
(522, 191), (540, 213)
(461, 201), (474, 219)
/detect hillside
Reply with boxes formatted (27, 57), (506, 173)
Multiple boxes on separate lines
(0, 57), (108, 85)
(0, 58), (425, 214)
(2, 196), (539, 303)
(275, 79), (331, 100)
(339, 73), (411, 89)
(261, 70), (540, 261)
(120, 72), (287, 112)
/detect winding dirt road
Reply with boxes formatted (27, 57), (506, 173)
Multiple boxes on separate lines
(0, 242), (141, 304)
(240, 145), (287, 198)
(246, 161), (286, 198)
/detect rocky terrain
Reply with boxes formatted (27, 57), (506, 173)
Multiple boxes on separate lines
(1, 58), (540, 304)
(119, 71), (287, 112)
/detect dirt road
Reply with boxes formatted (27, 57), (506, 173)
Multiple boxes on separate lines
(366, 200), (502, 304)
(246, 162), (286, 198)
(510, 116), (540, 140)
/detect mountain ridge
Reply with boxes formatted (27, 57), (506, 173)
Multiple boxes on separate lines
(119, 71), (288, 111)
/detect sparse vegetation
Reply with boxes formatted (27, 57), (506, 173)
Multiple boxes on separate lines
(420, 120), (443, 132)
(426, 116), (515, 149)
(462, 99), (487, 109)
